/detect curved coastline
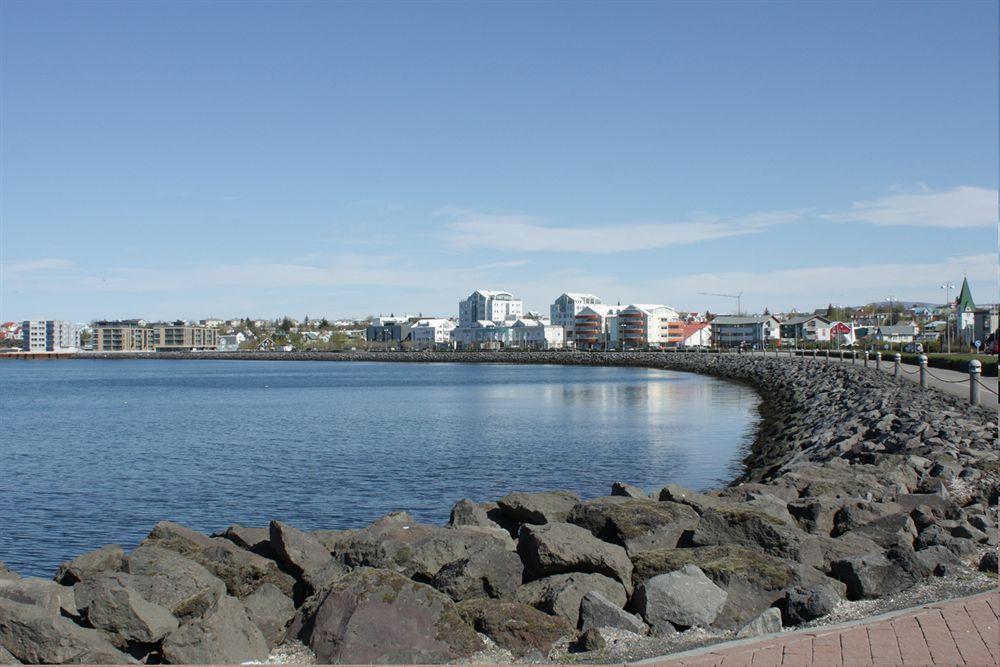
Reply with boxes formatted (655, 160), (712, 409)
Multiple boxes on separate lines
(1, 350), (997, 665)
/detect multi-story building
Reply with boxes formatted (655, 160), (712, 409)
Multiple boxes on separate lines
(458, 290), (522, 327)
(710, 315), (781, 348)
(21, 320), (81, 352)
(550, 293), (602, 345)
(451, 320), (512, 350)
(91, 321), (218, 351)
(365, 315), (413, 344)
(510, 319), (565, 349)
(780, 315), (832, 344)
(409, 318), (456, 349)
(617, 304), (680, 349)
(573, 304), (624, 350)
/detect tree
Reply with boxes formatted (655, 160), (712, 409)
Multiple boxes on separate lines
(319, 318), (330, 330)
(279, 316), (294, 333)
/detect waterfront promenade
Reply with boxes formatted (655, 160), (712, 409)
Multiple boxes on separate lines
(637, 590), (999, 666)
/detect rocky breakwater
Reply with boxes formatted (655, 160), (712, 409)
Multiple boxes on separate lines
(1, 351), (997, 664)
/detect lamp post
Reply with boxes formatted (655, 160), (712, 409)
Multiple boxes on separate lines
(941, 283), (955, 354)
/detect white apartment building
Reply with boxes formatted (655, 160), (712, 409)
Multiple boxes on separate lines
(550, 293), (602, 344)
(573, 304), (625, 349)
(618, 304), (680, 348)
(21, 320), (81, 352)
(409, 318), (456, 348)
(510, 318), (565, 349)
(711, 315), (781, 348)
(458, 290), (523, 327)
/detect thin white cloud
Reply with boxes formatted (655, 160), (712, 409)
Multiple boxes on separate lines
(1, 259), (75, 275)
(445, 209), (807, 254)
(825, 185), (997, 228)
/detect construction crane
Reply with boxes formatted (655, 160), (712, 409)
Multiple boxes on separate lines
(699, 292), (743, 316)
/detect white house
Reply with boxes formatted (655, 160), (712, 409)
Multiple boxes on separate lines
(550, 293), (602, 345)
(573, 304), (625, 349)
(217, 332), (246, 352)
(711, 315), (781, 348)
(780, 315), (832, 343)
(409, 318), (456, 349)
(876, 324), (918, 344)
(458, 290), (522, 327)
(679, 322), (712, 348)
(451, 320), (512, 349)
(511, 318), (564, 349)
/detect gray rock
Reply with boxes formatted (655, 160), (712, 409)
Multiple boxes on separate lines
(915, 525), (977, 557)
(448, 499), (492, 527)
(518, 522), (633, 592)
(290, 568), (482, 664)
(215, 525), (274, 557)
(0, 577), (78, 617)
(0, 598), (134, 664)
(579, 590), (646, 634)
(657, 484), (725, 514)
(568, 497), (700, 554)
(571, 627), (606, 652)
(842, 513), (917, 550)
(269, 520), (345, 594)
(736, 607), (782, 638)
(979, 551), (998, 574)
(786, 498), (838, 535)
(830, 548), (921, 600)
(74, 572), (178, 644)
(630, 565), (727, 632)
(611, 482), (649, 499)
(125, 544), (227, 620)
(690, 507), (823, 569)
(242, 582), (295, 649)
(914, 546), (965, 577)
(144, 520), (295, 598)
(54, 545), (125, 586)
(0, 645), (20, 664)
(0, 564), (17, 582)
(161, 595), (269, 664)
(430, 543), (523, 601)
(516, 572), (627, 626)
(832, 501), (904, 537)
(456, 598), (573, 658)
(497, 490), (580, 524)
(780, 584), (840, 624)
(952, 522), (987, 542)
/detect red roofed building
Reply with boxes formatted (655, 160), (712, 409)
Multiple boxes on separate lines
(679, 322), (712, 348)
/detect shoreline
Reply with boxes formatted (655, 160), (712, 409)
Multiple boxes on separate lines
(0, 350), (996, 664)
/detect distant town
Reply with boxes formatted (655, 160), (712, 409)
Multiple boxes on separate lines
(4, 277), (997, 355)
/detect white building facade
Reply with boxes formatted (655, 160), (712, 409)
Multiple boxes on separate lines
(618, 304), (680, 348)
(550, 293), (602, 345)
(510, 319), (565, 349)
(21, 320), (81, 352)
(573, 304), (624, 349)
(458, 290), (523, 327)
(409, 318), (456, 349)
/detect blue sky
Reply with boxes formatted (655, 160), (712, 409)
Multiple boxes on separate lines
(2, 0), (997, 321)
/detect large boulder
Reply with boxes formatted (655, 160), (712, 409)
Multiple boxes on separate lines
(779, 584), (840, 625)
(579, 590), (646, 634)
(657, 484), (726, 514)
(568, 497), (700, 554)
(690, 507), (823, 569)
(0, 645), (19, 664)
(0, 564), (17, 582)
(74, 572), (178, 644)
(144, 520), (295, 598)
(497, 490), (580, 525)
(516, 572), (627, 626)
(335, 517), (512, 584)
(161, 595), (269, 664)
(242, 582), (295, 649)
(290, 568), (482, 664)
(629, 545), (828, 629)
(0, 578), (78, 617)
(842, 513), (917, 550)
(518, 522), (633, 592)
(269, 520), (345, 594)
(736, 607), (783, 638)
(54, 545), (125, 586)
(214, 525), (275, 558)
(430, 545), (523, 601)
(787, 498), (839, 535)
(0, 598), (134, 664)
(611, 481), (649, 499)
(831, 501), (904, 536)
(830, 548), (922, 600)
(630, 565), (727, 633)
(124, 544), (227, 620)
(456, 598), (573, 658)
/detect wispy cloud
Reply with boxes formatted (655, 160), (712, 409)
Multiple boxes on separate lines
(1, 258), (75, 275)
(445, 209), (807, 254)
(825, 185), (997, 228)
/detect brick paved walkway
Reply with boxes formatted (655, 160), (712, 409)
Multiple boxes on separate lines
(637, 590), (999, 666)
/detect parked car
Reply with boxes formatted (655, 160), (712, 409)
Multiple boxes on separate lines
(902, 342), (923, 353)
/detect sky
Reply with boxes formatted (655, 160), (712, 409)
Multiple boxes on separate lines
(1, 0), (997, 322)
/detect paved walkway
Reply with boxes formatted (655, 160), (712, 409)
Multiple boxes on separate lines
(637, 590), (999, 666)
(762, 350), (998, 412)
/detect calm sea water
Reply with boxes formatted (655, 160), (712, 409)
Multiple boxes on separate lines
(0, 359), (759, 577)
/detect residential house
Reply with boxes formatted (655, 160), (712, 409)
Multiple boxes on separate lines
(409, 318), (456, 349)
(511, 318), (564, 349)
(459, 290), (523, 327)
(875, 324), (918, 344)
(451, 320), (512, 350)
(679, 322), (712, 348)
(780, 315), (831, 344)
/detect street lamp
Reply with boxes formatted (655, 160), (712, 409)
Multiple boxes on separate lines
(940, 283), (955, 354)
